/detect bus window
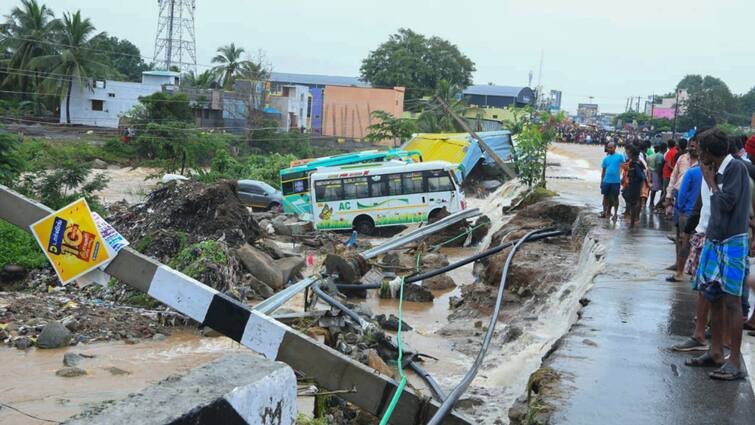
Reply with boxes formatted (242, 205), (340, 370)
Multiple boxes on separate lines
(314, 179), (343, 202)
(369, 175), (387, 197)
(402, 172), (424, 194)
(343, 177), (370, 200)
(388, 174), (402, 195)
(425, 170), (453, 192)
(282, 178), (308, 195)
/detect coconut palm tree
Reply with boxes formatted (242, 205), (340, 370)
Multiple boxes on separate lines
(181, 69), (215, 88)
(29, 11), (109, 124)
(211, 43), (250, 90)
(417, 80), (468, 133)
(0, 0), (60, 111)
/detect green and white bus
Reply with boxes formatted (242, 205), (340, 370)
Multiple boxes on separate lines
(310, 161), (465, 234)
(279, 149), (422, 215)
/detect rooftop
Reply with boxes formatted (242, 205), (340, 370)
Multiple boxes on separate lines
(463, 85), (530, 98)
(269, 72), (369, 88)
(143, 70), (181, 77)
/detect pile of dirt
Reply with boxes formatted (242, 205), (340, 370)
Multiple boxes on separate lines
(109, 180), (260, 249)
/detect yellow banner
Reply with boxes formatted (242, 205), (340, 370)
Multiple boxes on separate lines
(29, 198), (111, 284)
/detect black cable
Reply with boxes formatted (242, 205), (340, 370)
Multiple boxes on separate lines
(405, 229), (565, 284)
(426, 228), (554, 425)
(0, 402), (59, 424)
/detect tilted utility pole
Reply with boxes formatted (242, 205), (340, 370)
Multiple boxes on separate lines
(435, 96), (516, 180)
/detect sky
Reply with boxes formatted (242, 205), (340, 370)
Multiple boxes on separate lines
(6, 0), (754, 113)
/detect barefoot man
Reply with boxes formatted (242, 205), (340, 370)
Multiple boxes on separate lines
(601, 142), (624, 219)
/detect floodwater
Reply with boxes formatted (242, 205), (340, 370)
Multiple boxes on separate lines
(0, 330), (242, 424)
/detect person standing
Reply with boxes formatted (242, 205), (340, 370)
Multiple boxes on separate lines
(667, 160), (702, 282)
(687, 128), (750, 381)
(662, 139), (678, 202)
(622, 145), (646, 228)
(648, 143), (667, 211)
(601, 142), (624, 219)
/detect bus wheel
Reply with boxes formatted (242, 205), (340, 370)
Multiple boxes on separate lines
(354, 216), (375, 235)
(428, 208), (448, 223)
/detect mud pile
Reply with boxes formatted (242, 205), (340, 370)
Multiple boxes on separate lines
(108, 180), (260, 249)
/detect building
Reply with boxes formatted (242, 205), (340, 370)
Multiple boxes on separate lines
(269, 85), (309, 131)
(60, 71), (180, 128)
(320, 86), (405, 139)
(463, 85), (536, 108)
(548, 90), (562, 111)
(577, 103), (599, 122)
(181, 80), (268, 133)
(647, 89), (689, 119)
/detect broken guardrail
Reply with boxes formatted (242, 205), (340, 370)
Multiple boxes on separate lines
(0, 185), (472, 425)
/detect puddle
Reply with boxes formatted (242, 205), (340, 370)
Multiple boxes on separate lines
(0, 330), (242, 424)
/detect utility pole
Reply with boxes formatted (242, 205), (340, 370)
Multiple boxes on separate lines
(650, 93), (655, 123)
(636, 96), (641, 114)
(435, 96), (516, 180)
(672, 89), (680, 138)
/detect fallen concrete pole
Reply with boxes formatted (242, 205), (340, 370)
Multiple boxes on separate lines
(62, 353), (297, 425)
(0, 186), (471, 425)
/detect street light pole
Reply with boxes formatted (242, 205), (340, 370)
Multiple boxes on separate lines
(672, 89), (680, 139)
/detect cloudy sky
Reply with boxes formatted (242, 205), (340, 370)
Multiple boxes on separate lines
(8, 0), (754, 113)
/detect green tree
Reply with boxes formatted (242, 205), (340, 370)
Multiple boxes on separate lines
(0, 132), (23, 185)
(131, 91), (194, 123)
(17, 160), (110, 212)
(89, 34), (150, 81)
(211, 43), (250, 90)
(0, 0), (60, 113)
(182, 69), (216, 88)
(416, 80), (468, 132)
(735, 87), (755, 126)
(29, 10), (109, 124)
(677, 75), (736, 129)
(360, 29), (475, 108)
(365, 110), (418, 146)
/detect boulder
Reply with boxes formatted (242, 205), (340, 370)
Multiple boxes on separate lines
(91, 158), (108, 169)
(273, 255), (306, 285)
(247, 274), (275, 299)
(1, 264), (27, 282)
(421, 253), (450, 270)
(56, 367), (87, 377)
(366, 349), (396, 378)
(235, 244), (284, 290)
(422, 275), (456, 290)
(63, 352), (84, 367)
(403, 282), (434, 303)
(375, 314), (413, 331)
(37, 321), (72, 349)
(13, 336), (33, 350)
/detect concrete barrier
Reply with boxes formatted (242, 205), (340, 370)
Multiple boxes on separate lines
(62, 353), (297, 425)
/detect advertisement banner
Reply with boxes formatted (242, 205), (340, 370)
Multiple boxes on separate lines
(29, 198), (111, 284)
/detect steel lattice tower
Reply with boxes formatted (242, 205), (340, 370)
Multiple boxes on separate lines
(153, 0), (197, 73)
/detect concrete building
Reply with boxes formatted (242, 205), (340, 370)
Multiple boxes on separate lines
(577, 103), (599, 122)
(269, 84), (309, 131)
(463, 85), (536, 108)
(321, 85), (405, 139)
(549, 90), (563, 111)
(646, 89), (689, 119)
(60, 71), (180, 128)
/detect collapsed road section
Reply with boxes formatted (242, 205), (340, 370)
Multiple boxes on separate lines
(0, 184), (475, 425)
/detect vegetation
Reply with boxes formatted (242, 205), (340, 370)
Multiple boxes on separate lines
(675, 75), (753, 130)
(360, 29), (475, 109)
(0, 132), (23, 185)
(613, 111), (673, 132)
(0, 219), (48, 269)
(364, 110), (418, 146)
(16, 159), (109, 213)
(89, 34), (151, 81)
(512, 111), (565, 189)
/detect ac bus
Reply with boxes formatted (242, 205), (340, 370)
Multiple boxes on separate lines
(279, 149), (422, 215)
(309, 160), (465, 234)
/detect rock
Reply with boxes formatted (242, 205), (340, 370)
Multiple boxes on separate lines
(56, 367), (87, 377)
(421, 253), (450, 269)
(61, 316), (80, 332)
(37, 321), (72, 349)
(152, 333), (167, 341)
(422, 275), (456, 290)
(257, 239), (288, 260)
(1, 264), (27, 282)
(375, 314), (413, 331)
(582, 338), (598, 347)
(235, 244), (284, 290)
(403, 282), (434, 303)
(13, 336), (33, 350)
(503, 326), (523, 343)
(351, 303), (374, 318)
(247, 274), (275, 299)
(105, 367), (131, 376)
(91, 158), (108, 169)
(508, 395), (529, 425)
(64, 352), (84, 367)
(366, 349), (395, 378)
(381, 252), (400, 267)
(273, 255), (305, 285)
(343, 332), (359, 344)
(456, 396), (484, 409)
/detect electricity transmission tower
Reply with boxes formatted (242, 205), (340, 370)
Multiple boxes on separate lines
(153, 0), (197, 73)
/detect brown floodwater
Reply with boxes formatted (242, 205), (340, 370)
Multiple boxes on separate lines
(0, 330), (242, 424)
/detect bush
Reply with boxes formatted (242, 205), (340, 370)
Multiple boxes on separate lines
(0, 132), (24, 186)
(17, 160), (110, 214)
(0, 219), (48, 270)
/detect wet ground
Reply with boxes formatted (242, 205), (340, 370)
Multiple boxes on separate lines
(543, 143), (755, 424)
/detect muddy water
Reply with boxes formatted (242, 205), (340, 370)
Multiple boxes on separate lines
(0, 330), (242, 424)
(94, 166), (161, 205)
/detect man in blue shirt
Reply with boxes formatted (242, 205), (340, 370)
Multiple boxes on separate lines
(668, 163), (702, 281)
(601, 142), (624, 219)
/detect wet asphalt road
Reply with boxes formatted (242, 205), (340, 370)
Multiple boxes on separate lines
(546, 212), (755, 425)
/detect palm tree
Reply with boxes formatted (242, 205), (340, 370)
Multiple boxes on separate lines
(181, 69), (215, 88)
(30, 11), (108, 124)
(417, 80), (468, 133)
(211, 43), (250, 90)
(0, 0), (60, 111)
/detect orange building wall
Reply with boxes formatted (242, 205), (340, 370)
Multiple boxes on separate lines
(321, 86), (405, 139)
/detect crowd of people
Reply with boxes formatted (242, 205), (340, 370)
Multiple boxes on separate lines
(557, 123), (653, 147)
(600, 129), (755, 381)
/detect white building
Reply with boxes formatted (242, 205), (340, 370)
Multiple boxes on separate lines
(269, 85), (309, 131)
(59, 70), (180, 128)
